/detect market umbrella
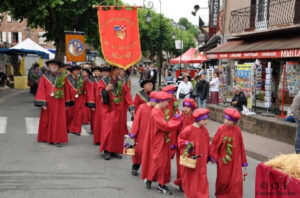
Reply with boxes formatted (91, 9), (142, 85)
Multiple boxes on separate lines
(169, 48), (207, 64)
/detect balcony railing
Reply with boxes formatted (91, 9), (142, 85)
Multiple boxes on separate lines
(229, 0), (299, 33)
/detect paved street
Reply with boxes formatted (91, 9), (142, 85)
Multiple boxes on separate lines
(0, 78), (260, 198)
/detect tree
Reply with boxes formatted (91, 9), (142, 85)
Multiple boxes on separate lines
(2, 0), (106, 61)
(178, 17), (200, 38)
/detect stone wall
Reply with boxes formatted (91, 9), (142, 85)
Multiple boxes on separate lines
(207, 104), (297, 145)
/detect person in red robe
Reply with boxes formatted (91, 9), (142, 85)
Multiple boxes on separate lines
(65, 65), (86, 136)
(133, 80), (153, 110)
(178, 108), (210, 198)
(34, 59), (72, 147)
(144, 91), (181, 195)
(82, 67), (93, 125)
(98, 66), (135, 160)
(210, 108), (248, 198)
(89, 66), (102, 144)
(129, 91), (158, 176)
(173, 98), (197, 189)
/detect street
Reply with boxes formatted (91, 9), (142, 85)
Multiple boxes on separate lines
(0, 77), (260, 198)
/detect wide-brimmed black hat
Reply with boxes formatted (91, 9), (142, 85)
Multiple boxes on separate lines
(82, 68), (92, 75)
(46, 59), (63, 67)
(140, 80), (153, 88)
(92, 66), (102, 72)
(102, 66), (111, 72)
(70, 65), (82, 71)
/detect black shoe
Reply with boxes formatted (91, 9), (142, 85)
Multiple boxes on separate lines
(131, 169), (138, 176)
(111, 153), (123, 159)
(179, 186), (184, 192)
(157, 184), (172, 195)
(102, 152), (111, 160)
(55, 143), (63, 147)
(145, 180), (152, 189)
(75, 133), (81, 136)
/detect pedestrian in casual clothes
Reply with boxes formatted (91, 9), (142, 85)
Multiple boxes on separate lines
(210, 108), (248, 198)
(176, 75), (193, 110)
(231, 85), (247, 112)
(178, 108), (210, 198)
(34, 59), (72, 147)
(195, 74), (209, 108)
(28, 63), (42, 95)
(209, 71), (219, 105)
(291, 92), (300, 154)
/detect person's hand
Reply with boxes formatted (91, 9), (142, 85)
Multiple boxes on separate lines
(42, 106), (47, 111)
(232, 101), (237, 105)
(92, 108), (96, 111)
(106, 83), (113, 91)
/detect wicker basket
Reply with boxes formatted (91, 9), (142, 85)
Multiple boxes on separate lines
(123, 148), (135, 156)
(180, 155), (197, 169)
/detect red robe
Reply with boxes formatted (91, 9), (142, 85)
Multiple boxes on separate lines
(173, 113), (194, 187)
(133, 89), (150, 111)
(82, 77), (94, 124)
(210, 124), (248, 198)
(34, 71), (71, 143)
(91, 77), (102, 144)
(178, 124), (210, 198)
(65, 75), (85, 134)
(168, 96), (179, 155)
(130, 103), (153, 165)
(98, 77), (134, 154)
(146, 107), (181, 185)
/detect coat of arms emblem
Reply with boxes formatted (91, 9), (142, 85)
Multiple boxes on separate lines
(114, 25), (126, 40)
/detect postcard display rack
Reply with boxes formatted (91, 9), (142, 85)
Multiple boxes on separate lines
(264, 63), (272, 111)
(286, 61), (300, 97)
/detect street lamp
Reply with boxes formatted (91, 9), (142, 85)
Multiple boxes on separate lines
(143, 0), (163, 87)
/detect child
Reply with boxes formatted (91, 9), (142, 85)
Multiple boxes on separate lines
(210, 108), (248, 198)
(178, 108), (210, 198)
(129, 91), (158, 176)
(173, 98), (197, 189)
(144, 91), (181, 195)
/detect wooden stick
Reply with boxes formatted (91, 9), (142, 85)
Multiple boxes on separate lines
(92, 5), (143, 8)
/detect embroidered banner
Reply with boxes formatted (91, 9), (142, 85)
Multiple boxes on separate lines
(65, 33), (86, 62)
(97, 6), (142, 69)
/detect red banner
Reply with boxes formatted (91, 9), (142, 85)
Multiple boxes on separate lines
(207, 49), (300, 60)
(65, 33), (86, 62)
(97, 6), (142, 69)
(255, 163), (300, 198)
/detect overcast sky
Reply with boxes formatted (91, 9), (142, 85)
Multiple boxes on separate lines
(122, 0), (209, 26)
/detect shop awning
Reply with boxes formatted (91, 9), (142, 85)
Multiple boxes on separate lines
(169, 48), (207, 64)
(207, 35), (300, 59)
(0, 48), (49, 59)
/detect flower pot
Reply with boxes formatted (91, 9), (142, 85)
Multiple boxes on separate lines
(123, 148), (135, 156)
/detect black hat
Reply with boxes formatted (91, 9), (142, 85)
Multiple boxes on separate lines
(46, 59), (63, 67)
(140, 80), (153, 88)
(102, 66), (111, 72)
(92, 66), (102, 72)
(70, 65), (82, 71)
(82, 68), (92, 75)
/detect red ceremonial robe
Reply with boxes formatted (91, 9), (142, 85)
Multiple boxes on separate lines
(34, 71), (71, 143)
(65, 75), (85, 134)
(173, 113), (194, 187)
(210, 124), (248, 198)
(82, 76), (94, 124)
(91, 76), (102, 144)
(178, 124), (210, 198)
(98, 77), (134, 154)
(130, 103), (153, 165)
(146, 107), (181, 185)
(121, 77), (132, 135)
(167, 96), (179, 156)
(133, 89), (150, 111)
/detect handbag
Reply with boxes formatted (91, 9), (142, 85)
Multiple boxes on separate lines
(179, 93), (187, 99)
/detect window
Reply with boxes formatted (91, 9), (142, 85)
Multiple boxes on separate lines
(2, 32), (6, 42)
(0, 32), (2, 43)
(12, 32), (18, 43)
(39, 32), (46, 44)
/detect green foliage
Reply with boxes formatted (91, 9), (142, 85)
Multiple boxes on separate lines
(222, 136), (233, 165)
(113, 80), (123, 104)
(54, 71), (66, 99)
(183, 142), (194, 157)
(77, 76), (84, 95)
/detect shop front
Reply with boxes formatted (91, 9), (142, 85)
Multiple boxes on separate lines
(207, 34), (300, 114)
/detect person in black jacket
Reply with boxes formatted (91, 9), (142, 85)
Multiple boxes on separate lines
(231, 85), (247, 112)
(195, 74), (209, 108)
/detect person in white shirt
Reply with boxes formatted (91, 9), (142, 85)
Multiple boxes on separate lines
(176, 75), (193, 110)
(209, 71), (220, 105)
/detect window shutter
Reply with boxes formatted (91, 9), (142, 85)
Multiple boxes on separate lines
(2, 32), (6, 42)
(8, 32), (12, 43)
(18, 32), (22, 43)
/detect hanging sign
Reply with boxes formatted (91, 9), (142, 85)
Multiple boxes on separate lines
(97, 6), (142, 69)
(65, 33), (86, 62)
